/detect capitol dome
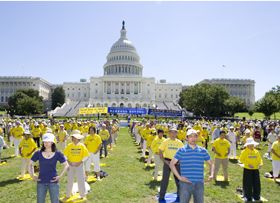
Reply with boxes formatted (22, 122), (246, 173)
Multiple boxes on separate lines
(103, 21), (143, 76)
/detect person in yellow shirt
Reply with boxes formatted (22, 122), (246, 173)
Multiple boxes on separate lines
(158, 127), (184, 201)
(13, 121), (25, 156)
(99, 124), (110, 158)
(201, 125), (209, 149)
(271, 134), (280, 182)
(212, 130), (231, 181)
(140, 123), (151, 158)
(196, 130), (206, 148)
(19, 130), (37, 178)
(63, 131), (89, 200)
(31, 123), (42, 147)
(84, 126), (102, 180)
(239, 137), (263, 202)
(146, 127), (157, 165)
(151, 129), (166, 180)
(56, 124), (68, 150)
(177, 124), (186, 143)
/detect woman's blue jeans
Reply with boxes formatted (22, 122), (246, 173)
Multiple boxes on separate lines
(37, 182), (59, 203)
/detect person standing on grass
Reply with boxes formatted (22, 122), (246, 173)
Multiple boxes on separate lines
(63, 131), (89, 201)
(227, 126), (237, 158)
(19, 130), (37, 178)
(267, 128), (277, 159)
(151, 129), (166, 180)
(84, 126), (102, 180)
(170, 129), (213, 203)
(0, 132), (7, 162)
(56, 124), (68, 150)
(29, 133), (68, 203)
(31, 123), (42, 148)
(239, 137), (263, 202)
(271, 134), (280, 182)
(13, 121), (25, 156)
(158, 127), (184, 202)
(99, 124), (110, 158)
(212, 130), (231, 181)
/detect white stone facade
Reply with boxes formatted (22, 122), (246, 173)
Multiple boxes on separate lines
(0, 76), (52, 105)
(199, 78), (255, 106)
(63, 22), (182, 108)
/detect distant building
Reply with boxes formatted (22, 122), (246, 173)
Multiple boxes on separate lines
(198, 78), (255, 106)
(0, 76), (52, 105)
(63, 21), (182, 108)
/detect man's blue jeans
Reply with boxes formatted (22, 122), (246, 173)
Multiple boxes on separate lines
(179, 181), (204, 203)
(37, 182), (59, 203)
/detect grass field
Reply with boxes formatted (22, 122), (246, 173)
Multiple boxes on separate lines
(1, 128), (280, 203)
(234, 112), (280, 120)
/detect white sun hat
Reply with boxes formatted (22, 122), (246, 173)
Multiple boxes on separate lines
(244, 129), (251, 134)
(71, 132), (84, 140)
(244, 137), (259, 147)
(42, 133), (55, 143)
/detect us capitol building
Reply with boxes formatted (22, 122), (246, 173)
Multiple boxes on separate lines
(0, 21), (255, 116)
(62, 21), (182, 110)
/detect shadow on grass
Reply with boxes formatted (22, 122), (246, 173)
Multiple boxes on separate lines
(214, 180), (230, 188)
(229, 159), (239, 164)
(145, 180), (161, 190)
(0, 178), (21, 187)
(143, 166), (154, 171)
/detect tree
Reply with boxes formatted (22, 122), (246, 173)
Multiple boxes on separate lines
(224, 96), (247, 116)
(254, 94), (278, 119)
(51, 86), (65, 109)
(7, 89), (44, 116)
(179, 84), (229, 117)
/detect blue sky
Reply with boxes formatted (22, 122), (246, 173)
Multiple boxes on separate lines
(0, 1), (279, 100)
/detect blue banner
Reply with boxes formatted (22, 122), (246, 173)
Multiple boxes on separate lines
(108, 107), (147, 115)
(148, 109), (182, 117)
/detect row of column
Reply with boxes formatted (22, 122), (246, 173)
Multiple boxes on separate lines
(103, 81), (142, 95)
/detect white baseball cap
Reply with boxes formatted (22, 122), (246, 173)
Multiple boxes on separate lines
(187, 129), (198, 136)
(42, 133), (55, 143)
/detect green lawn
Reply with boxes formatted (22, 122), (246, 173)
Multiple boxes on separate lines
(234, 112), (280, 120)
(0, 128), (280, 202)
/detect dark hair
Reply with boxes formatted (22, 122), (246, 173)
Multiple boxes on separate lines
(220, 130), (226, 135)
(158, 129), (164, 134)
(88, 126), (96, 134)
(41, 142), (57, 152)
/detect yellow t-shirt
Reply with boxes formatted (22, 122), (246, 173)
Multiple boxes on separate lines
(99, 129), (110, 141)
(57, 130), (67, 142)
(141, 128), (151, 140)
(13, 126), (25, 139)
(84, 134), (102, 153)
(177, 130), (186, 142)
(19, 138), (37, 158)
(31, 127), (41, 138)
(146, 134), (156, 148)
(272, 140), (280, 161)
(197, 134), (205, 147)
(212, 138), (230, 159)
(64, 142), (89, 163)
(201, 129), (209, 140)
(159, 138), (184, 159)
(239, 148), (263, 170)
(151, 136), (166, 154)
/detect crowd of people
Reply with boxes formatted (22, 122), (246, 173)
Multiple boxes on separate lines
(0, 117), (280, 203)
(129, 119), (280, 203)
(0, 118), (119, 203)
